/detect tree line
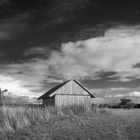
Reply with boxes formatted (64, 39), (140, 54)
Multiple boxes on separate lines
(97, 98), (140, 109)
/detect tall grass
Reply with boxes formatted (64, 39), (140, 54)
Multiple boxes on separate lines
(0, 105), (140, 140)
(0, 105), (102, 132)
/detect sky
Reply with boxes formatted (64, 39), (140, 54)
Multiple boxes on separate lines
(1, 0), (140, 100)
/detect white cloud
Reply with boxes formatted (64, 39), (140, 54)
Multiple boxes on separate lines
(110, 94), (125, 97)
(105, 95), (113, 98)
(129, 91), (140, 97)
(46, 25), (140, 81)
(106, 91), (140, 98)
(109, 87), (130, 91)
(0, 59), (63, 97)
(90, 87), (131, 98)
(0, 75), (35, 97)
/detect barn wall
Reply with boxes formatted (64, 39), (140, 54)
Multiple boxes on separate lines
(55, 95), (91, 106)
(54, 80), (92, 106)
(43, 97), (55, 106)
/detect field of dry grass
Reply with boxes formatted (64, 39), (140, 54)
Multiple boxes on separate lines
(0, 105), (140, 140)
(108, 108), (140, 140)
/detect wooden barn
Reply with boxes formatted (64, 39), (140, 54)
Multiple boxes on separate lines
(38, 79), (96, 106)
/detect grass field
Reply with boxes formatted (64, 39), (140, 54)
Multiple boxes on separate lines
(0, 105), (140, 140)
(108, 108), (140, 140)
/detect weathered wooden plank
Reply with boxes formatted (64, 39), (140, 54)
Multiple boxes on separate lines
(55, 94), (91, 106)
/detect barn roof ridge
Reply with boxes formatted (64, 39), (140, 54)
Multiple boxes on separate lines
(38, 79), (96, 100)
(73, 79), (96, 98)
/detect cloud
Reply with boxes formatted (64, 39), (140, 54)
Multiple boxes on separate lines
(20, 24), (140, 96)
(24, 47), (47, 55)
(129, 91), (140, 97)
(3, 24), (140, 97)
(24, 47), (52, 58)
(0, 0), (11, 6)
(48, 0), (90, 24)
(93, 87), (130, 98)
(45, 25), (140, 81)
(0, 13), (30, 40)
(106, 94), (125, 98)
(40, 0), (102, 28)
(62, 22), (121, 42)
(0, 74), (35, 97)
(106, 90), (140, 98)
(0, 31), (11, 40)
(0, 59), (63, 97)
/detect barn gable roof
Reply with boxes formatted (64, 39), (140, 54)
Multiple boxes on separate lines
(38, 79), (96, 100)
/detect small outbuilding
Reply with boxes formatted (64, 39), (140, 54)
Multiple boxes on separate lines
(38, 79), (96, 106)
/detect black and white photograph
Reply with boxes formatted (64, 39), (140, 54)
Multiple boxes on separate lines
(0, 0), (140, 139)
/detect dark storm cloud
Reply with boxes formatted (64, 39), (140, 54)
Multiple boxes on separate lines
(61, 22), (121, 42)
(0, 0), (139, 43)
(47, 0), (91, 22)
(0, 13), (30, 40)
(0, 0), (97, 41)
(24, 47), (48, 56)
(0, 0), (103, 33)
(0, 0), (11, 6)
(0, 0), (140, 27)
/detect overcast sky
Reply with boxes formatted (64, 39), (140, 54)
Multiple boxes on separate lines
(1, 0), (140, 99)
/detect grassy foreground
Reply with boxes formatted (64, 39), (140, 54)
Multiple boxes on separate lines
(0, 105), (140, 140)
